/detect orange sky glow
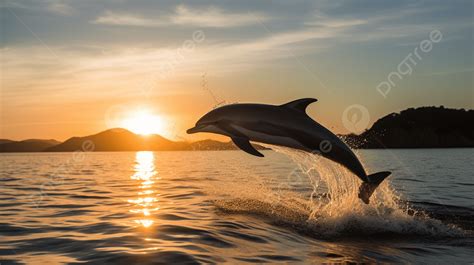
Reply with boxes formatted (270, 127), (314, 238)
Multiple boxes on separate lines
(1, 1), (472, 142)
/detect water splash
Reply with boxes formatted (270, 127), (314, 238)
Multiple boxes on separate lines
(210, 146), (466, 238)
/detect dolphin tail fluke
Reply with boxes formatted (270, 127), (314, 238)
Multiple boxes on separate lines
(358, 171), (391, 204)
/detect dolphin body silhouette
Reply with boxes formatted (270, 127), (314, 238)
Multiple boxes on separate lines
(187, 98), (391, 204)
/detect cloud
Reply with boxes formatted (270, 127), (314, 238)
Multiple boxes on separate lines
(305, 11), (368, 28)
(92, 5), (268, 28)
(1, 0), (73, 15)
(419, 68), (474, 76)
(46, 0), (73, 15)
(171, 5), (266, 27)
(232, 27), (336, 52)
(8, 5), (440, 99)
(92, 11), (162, 27)
(5, 1), (473, 97)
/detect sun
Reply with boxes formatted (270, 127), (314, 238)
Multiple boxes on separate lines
(121, 110), (166, 136)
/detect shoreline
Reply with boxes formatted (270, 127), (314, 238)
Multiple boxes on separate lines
(1, 147), (473, 154)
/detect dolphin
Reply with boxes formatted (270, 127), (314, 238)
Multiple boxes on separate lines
(187, 98), (391, 204)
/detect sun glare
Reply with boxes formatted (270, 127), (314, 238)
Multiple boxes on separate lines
(121, 110), (166, 136)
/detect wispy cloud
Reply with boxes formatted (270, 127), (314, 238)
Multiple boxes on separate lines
(92, 5), (268, 28)
(1, 0), (73, 15)
(46, 0), (73, 15)
(7, 3), (459, 101)
(92, 11), (162, 27)
(305, 11), (368, 28)
(171, 5), (267, 27)
(419, 68), (474, 76)
(233, 27), (336, 52)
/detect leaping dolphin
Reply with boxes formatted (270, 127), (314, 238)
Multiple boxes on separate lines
(187, 98), (391, 204)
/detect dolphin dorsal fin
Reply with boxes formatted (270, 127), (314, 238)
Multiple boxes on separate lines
(280, 98), (318, 113)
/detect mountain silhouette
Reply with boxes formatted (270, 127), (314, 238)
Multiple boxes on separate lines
(0, 139), (61, 152)
(189, 139), (238, 150)
(343, 106), (474, 148)
(45, 128), (188, 152)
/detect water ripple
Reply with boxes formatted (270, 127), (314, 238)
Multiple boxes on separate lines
(0, 150), (472, 264)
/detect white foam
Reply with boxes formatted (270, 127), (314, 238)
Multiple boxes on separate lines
(206, 146), (466, 238)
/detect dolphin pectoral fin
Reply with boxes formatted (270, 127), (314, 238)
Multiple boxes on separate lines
(216, 122), (263, 156)
(280, 98), (318, 113)
(231, 137), (264, 157)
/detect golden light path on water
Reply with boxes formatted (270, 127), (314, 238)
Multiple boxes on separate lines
(128, 151), (160, 228)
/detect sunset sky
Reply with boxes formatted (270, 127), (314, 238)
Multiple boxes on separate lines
(1, 0), (473, 141)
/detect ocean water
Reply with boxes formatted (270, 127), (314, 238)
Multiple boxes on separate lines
(0, 149), (473, 264)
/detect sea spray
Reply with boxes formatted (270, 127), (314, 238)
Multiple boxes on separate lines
(207, 146), (465, 238)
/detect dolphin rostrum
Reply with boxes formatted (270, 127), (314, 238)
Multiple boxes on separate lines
(187, 98), (391, 204)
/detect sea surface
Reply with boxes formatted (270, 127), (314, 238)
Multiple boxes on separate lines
(0, 149), (473, 264)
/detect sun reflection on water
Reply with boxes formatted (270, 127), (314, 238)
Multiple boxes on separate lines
(128, 151), (159, 228)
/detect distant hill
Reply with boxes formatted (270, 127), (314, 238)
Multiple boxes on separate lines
(0, 139), (61, 152)
(343, 106), (474, 148)
(45, 128), (188, 152)
(189, 139), (237, 150)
